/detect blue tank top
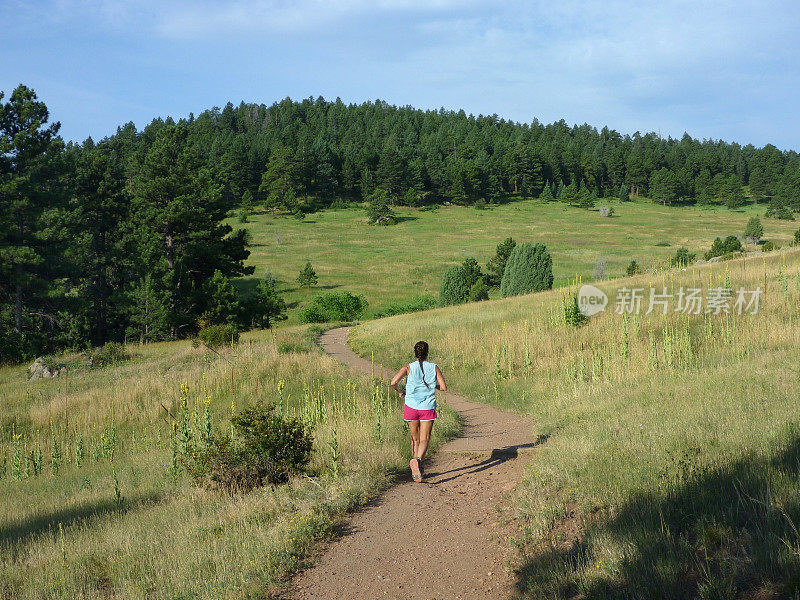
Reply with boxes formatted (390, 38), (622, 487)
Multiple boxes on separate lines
(405, 360), (437, 410)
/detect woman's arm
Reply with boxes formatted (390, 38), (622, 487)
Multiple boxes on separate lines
(390, 364), (410, 398)
(435, 365), (447, 392)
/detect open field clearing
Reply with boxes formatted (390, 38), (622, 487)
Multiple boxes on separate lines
(235, 198), (798, 323)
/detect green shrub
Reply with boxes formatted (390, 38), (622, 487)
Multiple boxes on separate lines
(670, 247), (697, 267)
(744, 217), (763, 243)
(299, 292), (368, 323)
(563, 295), (588, 327)
(468, 279), (490, 302)
(705, 235), (742, 260)
(439, 257), (482, 306)
(439, 265), (471, 306)
(233, 403), (312, 476)
(794, 228), (800, 246)
(474, 199), (487, 210)
(500, 242), (553, 297)
(626, 260), (641, 276)
(765, 199), (795, 220)
(373, 294), (437, 318)
(197, 324), (239, 348)
(185, 403), (313, 491)
(277, 340), (312, 354)
(762, 240), (777, 252)
(90, 342), (130, 368)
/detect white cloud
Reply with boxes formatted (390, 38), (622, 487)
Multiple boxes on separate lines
(146, 0), (486, 38)
(4, 0), (799, 146)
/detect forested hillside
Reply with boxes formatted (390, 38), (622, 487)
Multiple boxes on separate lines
(2, 85), (800, 361)
(167, 95), (800, 211)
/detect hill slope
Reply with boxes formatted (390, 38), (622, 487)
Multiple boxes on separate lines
(0, 328), (457, 598)
(350, 249), (800, 597)
(237, 198), (798, 323)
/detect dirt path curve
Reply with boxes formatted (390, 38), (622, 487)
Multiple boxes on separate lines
(289, 326), (540, 600)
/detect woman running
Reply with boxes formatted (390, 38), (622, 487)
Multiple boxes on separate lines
(390, 341), (447, 482)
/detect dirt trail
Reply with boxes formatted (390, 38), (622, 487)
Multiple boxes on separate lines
(289, 326), (540, 600)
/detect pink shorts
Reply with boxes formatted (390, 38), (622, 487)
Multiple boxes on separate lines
(403, 404), (437, 421)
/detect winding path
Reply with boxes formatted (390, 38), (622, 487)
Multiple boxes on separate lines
(289, 326), (540, 600)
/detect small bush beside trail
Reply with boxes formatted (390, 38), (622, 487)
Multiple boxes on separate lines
(89, 342), (130, 368)
(185, 403), (313, 492)
(197, 324), (240, 348)
(299, 292), (368, 323)
(705, 235), (742, 260)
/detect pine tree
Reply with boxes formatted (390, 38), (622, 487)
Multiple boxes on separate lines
(721, 175), (745, 209)
(297, 261), (318, 287)
(127, 274), (170, 343)
(376, 143), (404, 201)
(366, 189), (396, 224)
(201, 270), (240, 326)
(744, 217), (763, 243)
(0, 84), (63, 353)
(239, 189), (254, 223)
(765, 197), (795, 220)
(500, 242), (553, 297)
(66, 142), (130, 346)
(485, 237), (516, 287)
(561, 181), (579, 205)
(129, 124), (253, 336)
(618, 183), (630, 202)
(649, 168), (679, 205)
(460, 257), (483, 289)
(244, 275), (287, 328)
(578, 185), (596, 209)
(540, 181), (555, 202)
(468, 279), (489, 302)
(259, 145), (300, 211)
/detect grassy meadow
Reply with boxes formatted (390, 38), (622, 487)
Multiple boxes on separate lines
(233, 197), (799, 323)
(0, 327), (457, 599)
(350, 249), (800, 598)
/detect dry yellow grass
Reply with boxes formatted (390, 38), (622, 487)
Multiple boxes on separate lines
(351, 249), (800, 597)
(0, 326), (457, 599)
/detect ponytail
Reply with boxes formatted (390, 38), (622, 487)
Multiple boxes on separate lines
(414, 341), (430, 388)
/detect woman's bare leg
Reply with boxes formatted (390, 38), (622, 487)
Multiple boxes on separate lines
(417, 420), (434, 460)
(408, 420), (420, 458)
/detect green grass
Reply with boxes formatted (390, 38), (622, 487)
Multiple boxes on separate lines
(350, 249), (800, 598)
(0, 326), (458, 599)
(232, 198), (798, 323)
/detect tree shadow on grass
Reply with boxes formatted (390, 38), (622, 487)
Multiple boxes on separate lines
(1, 491), (164, 559)
(283, 284), (342, 295)
(515, 434), (800, 599)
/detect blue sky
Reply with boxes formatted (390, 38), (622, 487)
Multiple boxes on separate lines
(2, 0), (799, 149)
